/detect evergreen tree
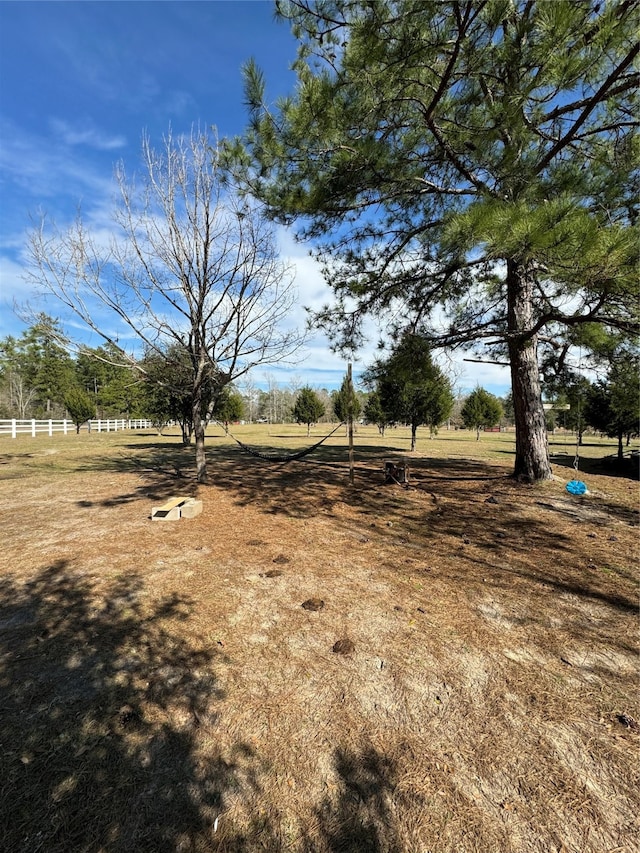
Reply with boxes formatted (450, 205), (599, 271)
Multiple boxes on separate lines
(211, 386), (245, 430)
(331, 373), (362, 424)
(0, 317), (75, 417)
(293, 386), (325, 435)
(365, 334), (454, 450)
(363, 391), (388, 435)
(22, 316), (75, 415)
(0, 335), (35, 417)
(75, 344), (141, 418)
(584, 350), (639, 460)
(235, 0), (639, 483)
(139, 345), (218, 445)
(461, 388), (504, 440)
(64, 388), (96, 434)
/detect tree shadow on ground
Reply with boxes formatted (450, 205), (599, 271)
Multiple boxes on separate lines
(70, 441), (637, 621)
(208, 451), (636, 610)
(73, 443), (203, 508)
(0, 561), (255, 853)
(0, 561), (421, 853)
(550, 451), (639, 481)
(205, 742), (408, 853)
(72, 441), (394, 509)
(197, 450), (512, 520)
(305, 745), (405, 853)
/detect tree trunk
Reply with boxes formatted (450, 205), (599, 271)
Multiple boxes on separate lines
(192, 390), (208, 484)
(507, 259), (553, 483)
(180, 419), (193, 445)
(410, 423), (417, 451)
(618, 430), (624, 461)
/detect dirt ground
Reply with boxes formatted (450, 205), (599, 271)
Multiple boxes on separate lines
(0, 429), (638, 853)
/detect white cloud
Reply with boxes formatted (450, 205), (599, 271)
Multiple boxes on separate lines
(0, 253), (33, 315)
(49, 118), (127, 151)
(276, 227), (385, 372)
(0, 118), (116, 203)
(275, 227), (512, 395)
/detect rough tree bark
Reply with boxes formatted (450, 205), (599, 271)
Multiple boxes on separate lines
(192, 407), (207, 484)
(507, 260), (552, 483)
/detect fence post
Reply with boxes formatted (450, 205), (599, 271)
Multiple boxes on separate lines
(12, 419), (16, 439)
(64, 420), (69, 435)
(48, 419), (53, 436)
(31, 419), (36, 437)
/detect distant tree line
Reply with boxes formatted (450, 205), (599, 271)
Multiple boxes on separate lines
(0, 316), (360, 434)
(0, 315), (142, 422)
(1, 320), (636, 456)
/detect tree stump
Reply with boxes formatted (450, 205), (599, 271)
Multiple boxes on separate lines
(384, 461), (409, 484)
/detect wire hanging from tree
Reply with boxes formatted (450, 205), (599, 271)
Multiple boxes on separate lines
(566, 347), (588, 496)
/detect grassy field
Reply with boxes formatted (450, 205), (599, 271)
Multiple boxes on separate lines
(0, 424), (638, 852)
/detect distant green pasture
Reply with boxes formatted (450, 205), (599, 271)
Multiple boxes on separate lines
(1, 423), (636, 482)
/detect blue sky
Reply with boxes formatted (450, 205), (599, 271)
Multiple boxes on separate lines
(0, 0), (510, 395)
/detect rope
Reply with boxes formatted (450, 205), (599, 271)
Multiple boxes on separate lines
(214, 421), (346, 463)
(572, 441), (581, 473)
(572, 345), (584, 474)
(566, 345), (588, 495)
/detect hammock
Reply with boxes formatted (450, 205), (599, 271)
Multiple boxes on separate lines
(214, 421), (346, 463)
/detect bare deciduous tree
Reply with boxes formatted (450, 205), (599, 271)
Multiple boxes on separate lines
(26, 128), (304, 482)
(9, 372), (37, 419)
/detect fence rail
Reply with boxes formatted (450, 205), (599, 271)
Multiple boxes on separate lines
(0, 419), (154, 438)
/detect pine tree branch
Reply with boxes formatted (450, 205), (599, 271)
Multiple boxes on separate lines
(535, 43), (640, 175)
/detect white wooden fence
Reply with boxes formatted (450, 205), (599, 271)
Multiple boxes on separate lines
(0, 418), (154, 438)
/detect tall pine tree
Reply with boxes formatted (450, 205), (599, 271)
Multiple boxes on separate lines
(234, 0), (639, 482)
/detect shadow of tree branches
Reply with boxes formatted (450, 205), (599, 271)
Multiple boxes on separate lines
(0, 561), (253, 853)
(0, 561), (418, 852)
(306, 746), (406, 853)
(550, 450), (639, 481)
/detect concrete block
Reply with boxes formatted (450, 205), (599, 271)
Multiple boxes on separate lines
(151, 505), (182, 521)
(180, 499), (203, 519)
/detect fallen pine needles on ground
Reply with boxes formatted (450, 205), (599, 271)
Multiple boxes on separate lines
(1, 427), (638, 852)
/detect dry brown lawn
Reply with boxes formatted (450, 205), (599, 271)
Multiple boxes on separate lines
(0, 426), (638, 853)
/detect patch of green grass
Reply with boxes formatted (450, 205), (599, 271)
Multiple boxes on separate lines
(0, 424), (636, 484)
